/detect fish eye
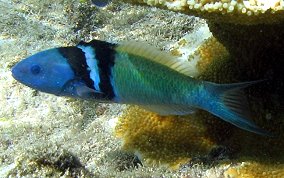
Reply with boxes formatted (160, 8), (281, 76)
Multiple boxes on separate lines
(30, 65), (41, 75)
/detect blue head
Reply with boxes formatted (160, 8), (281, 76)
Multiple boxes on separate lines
(12, 48), (76, 96)
(12, 40), (118, 101)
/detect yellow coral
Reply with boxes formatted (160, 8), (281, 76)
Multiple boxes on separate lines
(196, 37), (228, 74)
(169, 29), (229, 78)
(122, 0), (284, 24)
(169, 23), (225, 77)
(224, 162), (284, 178)
(115, 106), (216, 169)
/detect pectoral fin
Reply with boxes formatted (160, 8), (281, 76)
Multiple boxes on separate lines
(60, 79), (104, 99)
(76, 85), (104, 99)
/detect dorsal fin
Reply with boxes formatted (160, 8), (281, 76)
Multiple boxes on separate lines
(116, 41), (193, 76)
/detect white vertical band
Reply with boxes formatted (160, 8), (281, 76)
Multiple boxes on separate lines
(77, 45), (101, 91)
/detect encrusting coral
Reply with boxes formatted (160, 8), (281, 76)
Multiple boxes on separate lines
(120, 0), (284, 176)
(195, 37), (228, 75)
(115, 106), (216, 169)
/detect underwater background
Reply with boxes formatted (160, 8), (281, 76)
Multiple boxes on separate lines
(1, 0), (284, 177)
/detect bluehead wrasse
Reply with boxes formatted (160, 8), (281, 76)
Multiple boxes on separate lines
(11, 39), (272, 136)
(91, 0), (111, 7)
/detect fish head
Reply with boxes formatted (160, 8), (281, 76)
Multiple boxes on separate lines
(12, 48), (75, 96)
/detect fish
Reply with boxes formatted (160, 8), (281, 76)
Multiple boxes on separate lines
(91, 0), (111, 7)
(11, 39), (271, 136)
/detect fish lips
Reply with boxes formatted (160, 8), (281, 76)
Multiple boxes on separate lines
(11, 61), (27, 83)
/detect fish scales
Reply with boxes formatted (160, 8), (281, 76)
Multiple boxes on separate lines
(112, 52), (200, 105)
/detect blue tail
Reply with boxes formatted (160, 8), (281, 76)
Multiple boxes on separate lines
(203, 80), (272, 136)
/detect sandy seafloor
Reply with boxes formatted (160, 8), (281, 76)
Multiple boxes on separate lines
(0, 0), (227, 177)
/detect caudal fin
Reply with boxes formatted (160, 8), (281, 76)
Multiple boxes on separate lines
(204, 80), (272, 136)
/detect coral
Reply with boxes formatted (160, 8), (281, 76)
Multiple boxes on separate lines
(195, 37), (228, 75)
(123, 0), (284, 24)
(169, 23), (229, 78)
(115, 106), (216, 169)
(224, 161), (284, 178)
(169, 23), (229, 77)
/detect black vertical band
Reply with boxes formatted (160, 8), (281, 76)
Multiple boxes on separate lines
(79, 40), (117, 100)
(58, 47), (95, 89)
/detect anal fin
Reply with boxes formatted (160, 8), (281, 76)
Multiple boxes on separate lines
(140, 104), (196, 116)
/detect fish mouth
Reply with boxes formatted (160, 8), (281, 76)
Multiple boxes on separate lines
(11, 64), (32, 87)
(11, 65), (21, 81)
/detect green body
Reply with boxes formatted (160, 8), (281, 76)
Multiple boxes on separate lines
(112, 52), (205, 107)
(110, 51), (271, 135)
